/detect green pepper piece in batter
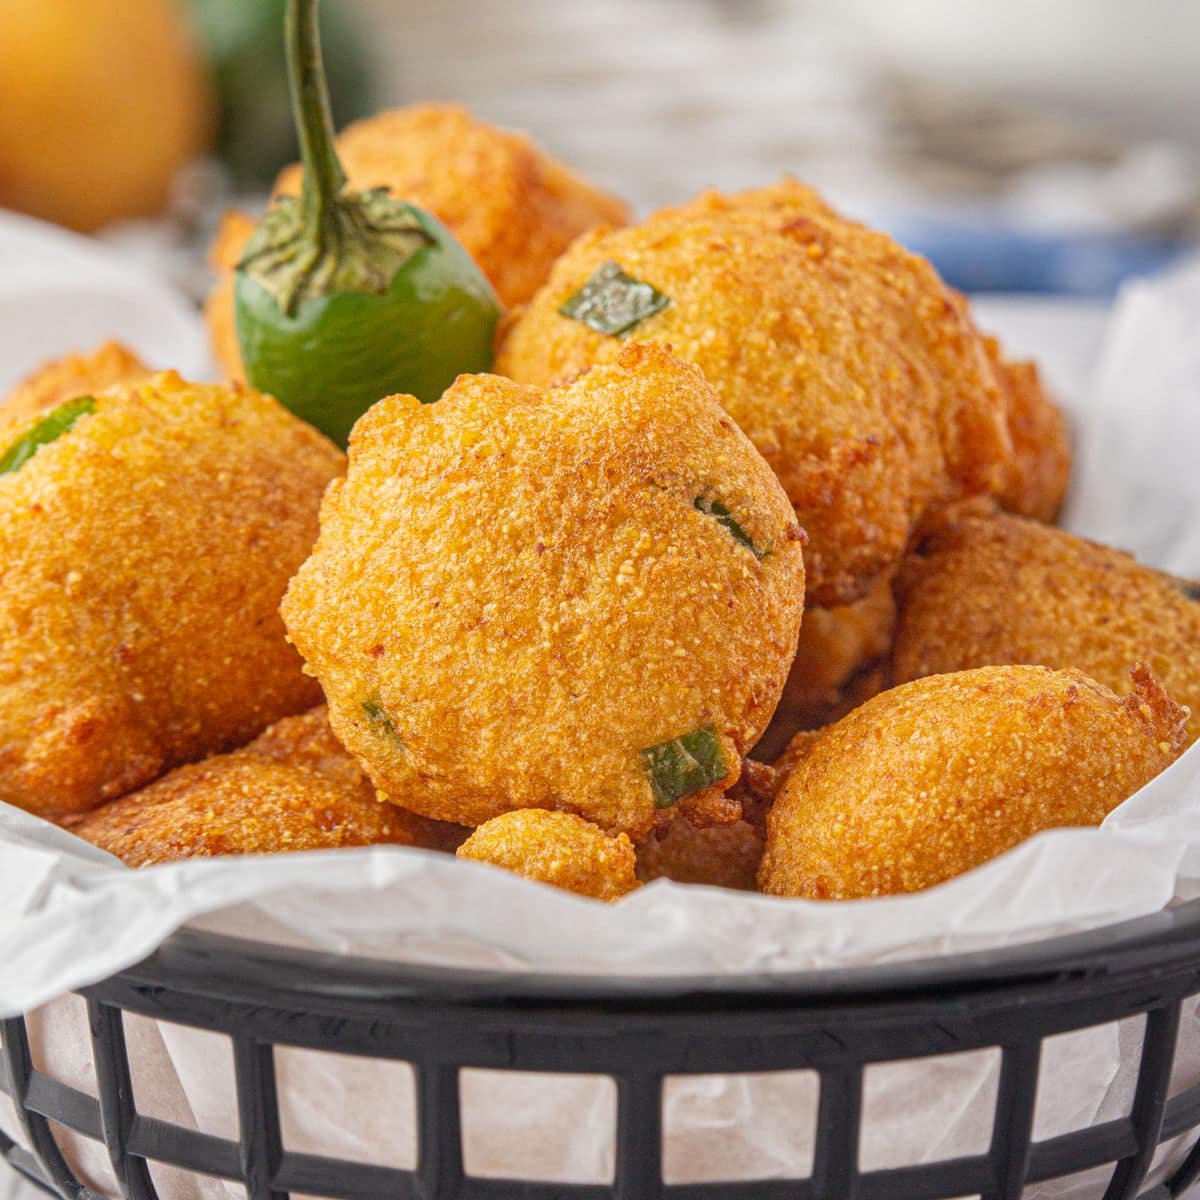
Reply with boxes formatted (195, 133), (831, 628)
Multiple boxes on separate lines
(558, 260), (670, 337)
(362, 697), (403, 747)
(694, 494), (768, 560)
(639, 726), (727, 809)
(234, 0), (499, 447)
(0, 396), (95, 477)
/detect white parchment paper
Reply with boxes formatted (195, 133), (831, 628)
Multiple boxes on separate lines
(2, 228), (1200, 1193)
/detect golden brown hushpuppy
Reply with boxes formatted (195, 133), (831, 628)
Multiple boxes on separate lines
(0, 373), (343, 818)
(2, 341), (150, 425)
(756, 574), (896, 757)
(984, 339), (1072, 523)
(457, 810), (639, 901)
(73, 707), (461, 866)
(238, 705), (468, 852)
(282, 342), (806, 842)
(497, 180), (1058, 606)
(678, 187), (1072, 528)
(206, 103), (629, 380)
(759, 664), (1188, 899)
(893, 515), (1200, 745)
(635, 817), (764, 891)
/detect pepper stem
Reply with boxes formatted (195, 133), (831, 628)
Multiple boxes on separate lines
(238, 0), (439, 314)
(286, 0), (346, 239)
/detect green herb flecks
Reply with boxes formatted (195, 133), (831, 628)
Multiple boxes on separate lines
(362, 698), (403, 746)
(0, 396), (96, 477)
(558, 261), (670, 337)
(694, 495), (768, 560)
(639, 726), (727, 809)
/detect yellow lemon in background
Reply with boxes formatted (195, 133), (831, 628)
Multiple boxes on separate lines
(0, 0), (214, 232)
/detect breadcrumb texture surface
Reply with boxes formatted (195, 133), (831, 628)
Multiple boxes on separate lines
(635, 816), (764, 891)
(282, 342), (806, 841)
(2, 341), (151, 425)
(498, 179), (1059, 605)
(893, 515), (1200, 745)
(458, 809), (638, 901)
(206, 103), (629, 380)
(759, 664), (1188, 899)
(0, 372), (343, 817)
(74, 707), (459, 866)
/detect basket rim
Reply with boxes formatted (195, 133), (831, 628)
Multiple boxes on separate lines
(112, 896), (1200, 1010)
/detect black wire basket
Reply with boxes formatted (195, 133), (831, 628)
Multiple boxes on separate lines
(5, 899), (1200, 1200)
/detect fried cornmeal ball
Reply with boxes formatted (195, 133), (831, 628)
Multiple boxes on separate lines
(693, 187), (1072, 528)
(497, 179), (1028, 607)
(756, 574), (896, 757)
(893, 515), (1200, 746)
(73, 707), (459, 867)
(0, 373), (344, 818)
(759, 664), (1188, 899)
(206, 103), (629, 380)
(282, 341), (806, 841)
(242, 705), (467, 852)
(635, 817), (764, 891)
(457, 810), (639, 901)
(2, 341), (150, 425)
(985, 339), (1072, 523)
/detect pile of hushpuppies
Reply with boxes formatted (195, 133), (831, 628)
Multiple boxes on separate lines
(4, 104), (1197, 902)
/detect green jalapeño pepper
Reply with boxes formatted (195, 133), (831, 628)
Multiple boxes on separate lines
(234, 0), (500, 447)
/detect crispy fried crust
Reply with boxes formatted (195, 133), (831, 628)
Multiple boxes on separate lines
(206, 104), (629, 380)
(0, 373), (344, 817)
(893, 515), (1200, 744)
(2, 341), (151, 424)
(770, 729), (823, 788)
(635, 817), (763, 891)
(458, 809), (639, 901)
(282, 342), (806, 841)
(245, 706), (468, 852)
(497, 179), (1024, 606)
(756, 574), (896, 756)
(985, 339), (1072, 522)
(759, 665), (1188, 899)
(73, 707), (459, 866)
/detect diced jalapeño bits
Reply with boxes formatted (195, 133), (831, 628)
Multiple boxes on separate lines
(694, 495), (767, 559)
(362, 697), (403, 745)
(639, 725), (727, 808)
(558, 260), (670, 337)
(0, 396), (96, 477)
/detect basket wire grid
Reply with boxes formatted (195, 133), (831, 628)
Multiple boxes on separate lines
(5, 905), (1200, 1200)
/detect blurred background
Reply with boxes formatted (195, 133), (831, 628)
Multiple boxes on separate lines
(2, 0), (1198, 302)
